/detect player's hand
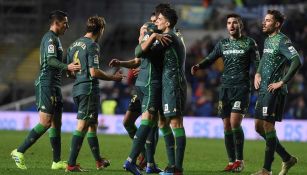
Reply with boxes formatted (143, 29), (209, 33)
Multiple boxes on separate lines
(254, 73), (261, 90)
(67, 62), (81, 72)
(267, 81), (283, 93)
(109, 59), (121, 67)
(112, 68), (125, 81)
(155, 33), (172, 46)
(132, 68), (140, 77)
(191, 64), (200, 75)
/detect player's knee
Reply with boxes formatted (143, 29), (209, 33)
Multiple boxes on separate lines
(170, 116), (183, 128)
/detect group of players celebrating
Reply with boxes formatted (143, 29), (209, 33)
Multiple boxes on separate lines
(10, 3), (300, 175)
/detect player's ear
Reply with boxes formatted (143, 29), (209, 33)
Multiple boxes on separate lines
(166, 21), (170, 27)
(275, 21), (281, 28)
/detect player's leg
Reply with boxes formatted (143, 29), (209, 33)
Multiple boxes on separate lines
(124, 86), (155, 175)
(123, 95), (141, 139)
(11, 85), (52, 169)
(50, 89), (67, 169)
(222, 116), (236, 171)
(87, 124), (110, 170)
(66, 95), (92, 172)
(171, 116), (185, 173)
(230, 112), (244, 172)
(159, 115), (175, 167)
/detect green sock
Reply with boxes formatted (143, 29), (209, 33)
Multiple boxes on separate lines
(128, 119), (153, 163)
(173, 128), (186, 170)
(260, 133), (291, 162)
(87, 132), (102, 161)
(263, 130), (277, 171)
(160, 126), (175, 166)
(49, 128), (61, 162)
(224, 131), (235, 162)
(68, 130), (86, 166)
(145, 125), (159, 164)
(124, 123), (137, 139)
(18, 123), (48, 153)
(232, 127), (244, 160)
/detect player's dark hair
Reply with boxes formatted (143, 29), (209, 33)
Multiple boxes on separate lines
(267, 9), (285, 27)
(226, 13), (244, 29)
(155, 3), (171, 16)
(86, 16), (106, 35)
(160, 7), (178, 29)
(49, 10), (67, 24)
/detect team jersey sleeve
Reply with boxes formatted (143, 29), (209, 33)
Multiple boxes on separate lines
(279, 37), (299, 60)
(198, 41), (222, 69)
(279, 37), (302, 83)
(249, 39), (260, 71)
(45, 36), (58, 59)
(88, 43), (100, 69)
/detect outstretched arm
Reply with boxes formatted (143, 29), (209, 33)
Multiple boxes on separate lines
(109, 58), (141, 69)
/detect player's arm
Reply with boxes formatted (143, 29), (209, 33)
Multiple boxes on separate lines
(109, 58), (141, 69)
(135, 33), (171, 58)
(191, 41), (222, 75)
(267, 39), (302, 92)
(250, 39), (261, 71)
(88, 43), (123, 81)
(45, 39), (80, 72)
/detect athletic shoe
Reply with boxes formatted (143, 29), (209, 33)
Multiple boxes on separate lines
(123, 160), (142, 175)
(232, 160), (244, 172)
(96, 158), (110, 170)
(65, 164), (88, 172)
(51, 160), (67, 170)
(159, 165), (183, 175)
(146, 164), (163, 173)
(11, 149), (27, 170)
(251, 168), (272, 175)
(222, 163), (233, 172)
(278, 156), (298, 175)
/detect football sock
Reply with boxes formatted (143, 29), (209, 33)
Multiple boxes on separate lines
(68, 130), (86, 166)
(87, 132), (102, 161)
(263, 130), (277, 171)
(18, 123), (48, 153)
(128, 119), (153, 163)
(260, 133), (291, 162)
(146, 126), (156, 164)
(232, 126), (244, 160)
(224, 130), (236, 162)
(153, 125), (159, 155)
(49, 128), (61, 162)
(160, 126), (175, 166)
(173, 127), (186, 170)
(124, 123), (137, 139)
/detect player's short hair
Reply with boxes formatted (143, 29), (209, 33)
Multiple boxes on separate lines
(155, 3), (171, 16)
(267, 9), (285, 27)
(86, 16), (106, 35)
(160, 7), (178, 29)
(226, 13), (244, 29)
(49, 10), (68, 24)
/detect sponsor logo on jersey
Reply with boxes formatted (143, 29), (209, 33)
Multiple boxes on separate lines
(262, 107), (268, 116)
(288, 46), (298, 56)
(223, 50), (244, 55)
(48, 44), (55, 54)
(263, 49), (273, 54)
(232, 101), (241, 110)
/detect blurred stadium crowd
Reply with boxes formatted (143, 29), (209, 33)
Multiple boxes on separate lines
(0, 0), (306, 119)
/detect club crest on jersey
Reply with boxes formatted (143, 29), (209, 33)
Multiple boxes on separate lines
(232, 101), (241, 110)
(48, 44), (55, 53)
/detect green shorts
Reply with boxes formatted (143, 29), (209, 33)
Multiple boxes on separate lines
(73, 94), (100, 124)
(162, 82), (187, 117)
(218, 86), (250, 118)
(255, 90), (286, 122)
(136, 84), (162, 115)
(35, 85), (63, 115)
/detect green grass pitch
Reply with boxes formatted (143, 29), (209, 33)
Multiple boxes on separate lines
(0, 130), (306, 175)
